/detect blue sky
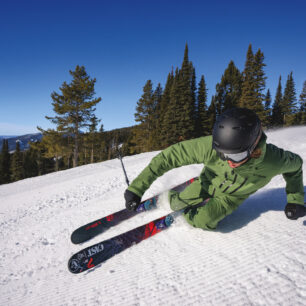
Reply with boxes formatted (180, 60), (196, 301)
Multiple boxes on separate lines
(0, 0), (305, 135)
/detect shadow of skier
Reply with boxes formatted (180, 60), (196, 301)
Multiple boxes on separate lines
(216, 186), (306, 233)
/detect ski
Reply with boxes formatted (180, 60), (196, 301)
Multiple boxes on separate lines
(70, 177), (197, 244)
(68, 212), (179, 274)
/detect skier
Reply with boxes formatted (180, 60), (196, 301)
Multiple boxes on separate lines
(124, 108), (305, 230)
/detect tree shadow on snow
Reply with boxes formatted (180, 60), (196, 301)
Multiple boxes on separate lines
(216, 186), (306, 233)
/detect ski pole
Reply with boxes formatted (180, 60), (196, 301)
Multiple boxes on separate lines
(117, 145), (130, 186)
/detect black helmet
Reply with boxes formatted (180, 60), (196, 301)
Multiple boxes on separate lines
(212, 108), (262, 162)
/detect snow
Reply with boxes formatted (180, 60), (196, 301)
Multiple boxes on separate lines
(0, 126), (306, 306)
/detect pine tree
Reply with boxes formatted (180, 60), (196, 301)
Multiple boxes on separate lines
(34, 129), (67, 171)
(240, 45), (266, 121)
(23, 147), (39, 178)
(162, 45), (197, 145)
(178, 44), (196, 140)
(207, 96), (217, 133)
(215, 60), (242, 114)
(85, 115), (101, 164)
(240, 44), (256, 108)
(298, 80), (306, 124)
(271, 76), (283, 126)
(97, 124), (108, 161)
(253, 49), (267, 115)
(196, 75), (209, 136)
(282, 72), (298, 125)
(151, 83), (163, 150)
(190, 65), (197, 136)
(132, 80), (157, 152)
(29, 142), (55, 175)
(163, 68), (181, 145)
(45, 65), (102, 167)
(263, 89), (272, 127)
(10, 141), (24, 182)
(0, 139), (11, 184)
(159, 71), (174, 148)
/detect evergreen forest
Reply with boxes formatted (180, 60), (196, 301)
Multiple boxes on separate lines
(1, 44), (306, 185)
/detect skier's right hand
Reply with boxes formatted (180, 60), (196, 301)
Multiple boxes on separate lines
(124, 189), (141, 211)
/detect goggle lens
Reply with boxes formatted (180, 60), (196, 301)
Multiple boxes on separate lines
(222, 151), (249, 163)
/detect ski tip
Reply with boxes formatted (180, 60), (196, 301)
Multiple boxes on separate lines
(70, 232), (86, 244)
(70, 225), (108, 244)
(68, 257), (82, 274)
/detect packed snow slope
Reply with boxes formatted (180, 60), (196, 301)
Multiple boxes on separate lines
(1, 126), (306, 306)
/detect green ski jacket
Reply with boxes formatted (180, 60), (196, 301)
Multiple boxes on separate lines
(128, 133), (304, 206)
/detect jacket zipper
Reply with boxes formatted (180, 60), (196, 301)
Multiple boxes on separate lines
(222, 174), (237, 193)
(219, 172), (228, 188)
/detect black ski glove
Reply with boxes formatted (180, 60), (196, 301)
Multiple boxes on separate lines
(124, 189), (141, 211)
(284, 203), (306, 220)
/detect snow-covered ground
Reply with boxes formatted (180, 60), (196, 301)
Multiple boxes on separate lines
(0, 126), (305, 306)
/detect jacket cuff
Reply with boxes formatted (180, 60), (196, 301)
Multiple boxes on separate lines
(287, 192), (305, 205)
(127, 186), (144, 199)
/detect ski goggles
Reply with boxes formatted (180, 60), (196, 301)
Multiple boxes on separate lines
(219, 150), (250, 163)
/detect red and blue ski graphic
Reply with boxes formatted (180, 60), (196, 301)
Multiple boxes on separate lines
(68, 213), (175, 274)
(70, 177), (197, 244)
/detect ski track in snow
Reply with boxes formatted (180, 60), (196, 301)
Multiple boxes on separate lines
(0, 126), (305, 306)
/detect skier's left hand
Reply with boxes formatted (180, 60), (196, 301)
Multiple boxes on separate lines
(124, 189), (141, 211)
(284, 203), (306, 220)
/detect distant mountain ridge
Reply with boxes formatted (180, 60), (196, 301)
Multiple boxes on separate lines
(0, 136), (18, 139)
(0, 133), (42, 152)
